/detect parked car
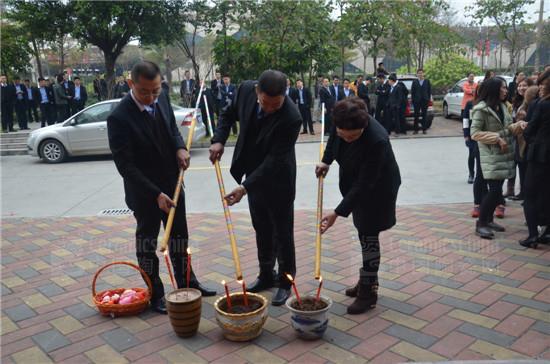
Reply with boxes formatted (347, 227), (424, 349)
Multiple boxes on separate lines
(443, 75), (513, 119)
(398, 75), (435, 130)
(27, 99), (206, 163)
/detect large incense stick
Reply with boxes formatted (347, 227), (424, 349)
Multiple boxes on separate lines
(314, 103), (326, 280)
(204, 95), (243, 280)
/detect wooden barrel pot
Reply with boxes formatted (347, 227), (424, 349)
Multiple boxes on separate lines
(165, 288), (202, 338)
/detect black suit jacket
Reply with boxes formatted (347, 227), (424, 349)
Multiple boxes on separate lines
(220, 83), (236, 106)
(330, 84), (344, 102)
(180, 79), (196, 98)
(286, 87), (298, 103)
(293, 87), (312, 107)
(212, 80), (302, 202)
(14, 83), (28, 103)
(319, 87), (335, 112)
(387, 82), (407, 109)
(211, 79), (222, 97)
(342, 88), (355, 98)
(74, 85), (88, 105)
(1, 84), (16, 105)
(411, 79), (431, 104)
(37, 86), (55, 105)
(375, 82), (390, 106)
(322, 117), (401, 231)
(107, 91), (186, 211)
(525, 98), (550, 164)
(357, 83), (370, 105)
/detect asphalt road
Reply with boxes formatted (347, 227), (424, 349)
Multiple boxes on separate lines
(1, 136), (474, 218)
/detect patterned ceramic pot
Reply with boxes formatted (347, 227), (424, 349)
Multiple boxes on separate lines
(285, 295), (332, 340)
(214, 292), (268, 341)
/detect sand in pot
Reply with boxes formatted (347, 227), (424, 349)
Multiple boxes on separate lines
(290, 297), (328, 311)
(219, 296), (262, 314)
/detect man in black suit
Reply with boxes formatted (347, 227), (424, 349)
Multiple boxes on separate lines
(342, 78), (356, 98)
(108, 61), (215, 315)
(13, 76), (29, 130)
(93, 73), (104, 101)
(385, 74), (407, 136)
(330, 76), (344, 103)
(180, 70), (196, 107)
(210, 71), (223, 116)
(113, 77), (130, 99)
(376, 62), (389, 76)
(319, 77), (335, 135)
(24, 79), (40, 123)
(375, 74), (390, 123)
(1, 74), (16, 132)
(356, 76), (371, 113)
(411, 68), (431, 134)
(285, 78), (298, 103)
(294, 79), (314, 135)
(209, 70), (302, 306)
(72, 77), (88, 113)
(220, 75), (237, 135)
(37, 77), (55, 127)
(62, 72), (76, 116)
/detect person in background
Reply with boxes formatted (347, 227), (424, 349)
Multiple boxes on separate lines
(93, 73), (103, 101)
(295, 79), (314, 135)
(376, 62), (389, 76)
(37, 77), (55, 127)
(24, 79), (40, 124)
(113, 76), (130, 99)
(470, 77), (525, 239)
(315, 97), (400, 314)
(210, 71), (223, 117)
(72, 77), (88, 113)
(161, 76), (170, 101)
(319, 77), (335, 135)
(342, 78), (355, 98)
(220, 74), (237, 135)
(356, 76), (371, 113)
(385, 74), (408, 136)
(62, 72), (76, 116)
(508, 71), (525, 102)
(411, 68), (431, 134)
(53, 74), (71, 123)
(285, 78), (298, 102)
(330, 76), (344, 103)
(1, 74), (16, 132)
(13, 76), (29, 130)
(462, 73), (478, 185)
(375, 73), (390, 123)
(180, 70), (196, 107)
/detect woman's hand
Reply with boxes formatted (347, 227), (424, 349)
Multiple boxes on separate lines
(315, 163), (330, 178)
(320, 211), (338, 234)
(497, 137), (508, 153)
(519, 120), (528, 130)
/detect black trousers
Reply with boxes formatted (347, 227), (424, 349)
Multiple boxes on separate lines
(247, 190), (295, 289)
(385, 106), (401, 134)
(15, 100), (28, 129)
(72, 100), (84, 115)
(134, 193), (189, 302)
(413, 101), (428, 131)
(479, 179), (504, 224)
(352, 209), (380, 284)
(56, 105), (69, 123)
(472, 143), (488, 205)
(324, 111), (333, 135)
(39, 103), (54, 127)
(299, 104), (313, 133)
(375, 102), (386, 123)
(27, 101), (39, 122)
(1, 102), (14, 131)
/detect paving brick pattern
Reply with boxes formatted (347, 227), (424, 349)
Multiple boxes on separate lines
(1, 204), (549, 363)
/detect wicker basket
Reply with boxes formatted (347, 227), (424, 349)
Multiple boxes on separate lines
(92, 261), (152, 317)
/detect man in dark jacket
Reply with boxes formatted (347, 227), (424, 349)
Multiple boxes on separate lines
(1, 74), (16, 132)
(108, 61), (215, 315)
(37, 77), (55, 127)
(330, 76), (344, 103)
(209, 70), (302, 306)
(356, 76), (371, 113)
(13, 76), (29, 130)
(24, 79), (40, 123)
(385, 74), (408, 135)
(375, 74), (390, 123)
(294, 79), (314, 135)
(72, 77), (88, 113)
(411, 69), (432, 134)
(319, 78), (335, 135)
(316, 97), (400, 314)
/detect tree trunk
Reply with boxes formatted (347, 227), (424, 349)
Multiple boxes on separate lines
(499, 44), (503, 70)
(104, 51), (117, 100)
(341, 46), (345, 79)
(372, 53), (378, 75)
(59, 38), (65, 72)
(164, 50), (172, 88)
(32, 38), (43, 78)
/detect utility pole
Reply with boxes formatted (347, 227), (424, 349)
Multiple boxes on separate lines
(535, 0), (544, 71)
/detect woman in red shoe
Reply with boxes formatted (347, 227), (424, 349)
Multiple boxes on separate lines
(470, 78), (526, 239)
(315, 97), (401, 314)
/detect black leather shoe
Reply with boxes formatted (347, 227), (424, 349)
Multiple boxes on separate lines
(519, 236), (538, 249)
(247, 278), (274, 293)
(539, 228), (550, 244)
(476, 222), (494, 239)
(151, 298), (167, 314)
(300, 131), (308, 134)
(467, 175), (474, 184)
(189, 280), (217, 296)
(487, 221), (505, 232)
(271, 288), (290, 306)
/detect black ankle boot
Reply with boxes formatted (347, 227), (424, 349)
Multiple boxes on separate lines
(347, 269), (378, 315)
(345, 281), (359, 297)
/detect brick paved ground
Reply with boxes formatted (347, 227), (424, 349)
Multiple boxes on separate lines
(1, 203), (549, 363)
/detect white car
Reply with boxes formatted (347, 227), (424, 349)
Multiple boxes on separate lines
(27, 99), (206, 163)
(443, 75), (513, 119)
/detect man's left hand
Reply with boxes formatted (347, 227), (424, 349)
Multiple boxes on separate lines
(320, 211), (338, 234)
(224, 186), (246, 206)
(177, 149), (190, 170)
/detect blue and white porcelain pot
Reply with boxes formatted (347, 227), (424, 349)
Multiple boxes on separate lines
(285, 295), (332, 340)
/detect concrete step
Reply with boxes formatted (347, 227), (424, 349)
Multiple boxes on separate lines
(1, 148), (28, 156)
(1, 139), (29, 145)
(1, 142), (27, 150)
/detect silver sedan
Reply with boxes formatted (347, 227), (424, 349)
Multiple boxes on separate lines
(27, 99), (206, 163)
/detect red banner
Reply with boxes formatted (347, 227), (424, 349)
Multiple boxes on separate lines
(477, 40), (482, 56)
(485, 39), (490, 56)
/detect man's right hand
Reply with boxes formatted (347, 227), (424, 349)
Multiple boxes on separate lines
(209, 142), (224, 163)
(315, 163), (330, 178)
(157, 193), (175, 214)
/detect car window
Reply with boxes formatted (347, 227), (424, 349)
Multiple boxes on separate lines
(75, 103), (113, 124)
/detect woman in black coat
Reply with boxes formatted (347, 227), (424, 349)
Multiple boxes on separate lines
(521, 70), (550, 247)
(316, 97), (401, 314)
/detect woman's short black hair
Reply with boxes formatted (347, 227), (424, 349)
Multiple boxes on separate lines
(131, 61), (161, 82)
(257, 69), (287, 97)
(332, 97), (370, 130)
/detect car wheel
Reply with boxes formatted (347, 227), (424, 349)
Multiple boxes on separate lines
(443, 102), (450, 119)
(40, 139), (66, 163)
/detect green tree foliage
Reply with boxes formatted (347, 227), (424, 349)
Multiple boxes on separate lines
(0, 22), (32, 75)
